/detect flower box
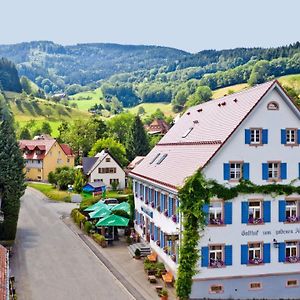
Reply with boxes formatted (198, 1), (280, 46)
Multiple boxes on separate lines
(248, 258), (263, 265)
(163, 246), (169, 253)
(285, 256), (300, 263)
(151, 202), (155, 208)
(171, 215), (177, 223)
(140, 196), (143, 201)
(209, 259), (224, 268)
(209, 218), (224, 225)
(151, 234), (154, 240)
(157, 205), (161, 212)
(171, 254), (177, 262)
(248, 217), (264, 224)
(156, 240), (160, 246)
(286, 216), (300, 223)
(164, 210), (168, 217)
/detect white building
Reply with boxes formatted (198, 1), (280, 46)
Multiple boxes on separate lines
(130, 80), (300, 299)
(82, 150), (126, 190)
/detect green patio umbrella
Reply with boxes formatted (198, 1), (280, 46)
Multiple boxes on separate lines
(110, 202), (131, 215)
(88, 206), (111, 219)
(84, 201), (107, 212)
(95, 214), (129, 227)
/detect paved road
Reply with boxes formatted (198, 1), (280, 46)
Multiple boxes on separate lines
(11, 188), (132, 300)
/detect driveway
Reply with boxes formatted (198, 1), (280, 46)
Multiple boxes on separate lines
(11, 188), (132, 300)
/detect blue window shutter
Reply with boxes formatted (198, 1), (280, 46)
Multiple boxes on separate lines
(241, 244), (248, 264)
(278, 200), (286, 222)
(154, 191), (157, 207)
(223, 163), (230, 180)
(176, 199), (179, 222)
(201, 247), (209, 267)
(263, 201), (271, 223)
(224, 202), (232, 224)
(150, 223), (153, 235)
(202, 204), (210, 224)
(243, 163), (250, 180)
(160, 231), (164, 248)
(167, 196), (171, 217)
(149, 188), (151, 202)
(154, 226), (157, 240)
(298, 130), (300, 144)
(161, 194), (164, 211)
(225, 245), (232, 266)
(281, 129), (286, 144)
(262, 163), (268, 180)
(241, 202), (249, 224)
(262, 129), (268, 144)
(263, 243), (271, 263)
(281, 163), (287, 180)
(245, 129), (251, 144)
(278, 242), (286, 262)
(169, 197), (173, 216)
(299, 163), (300, 179)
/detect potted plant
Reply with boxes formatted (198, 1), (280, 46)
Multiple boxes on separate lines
(160, 288), (168, 300)
(135, 248), (141, 259)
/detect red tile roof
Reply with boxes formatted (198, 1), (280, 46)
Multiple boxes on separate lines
(19, 139), (56, 155)
(0, 245), (8, 300)
(131, 80), (277, 190)
(60, 144), (74, 156)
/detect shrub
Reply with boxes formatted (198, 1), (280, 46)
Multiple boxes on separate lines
(92, 233), (107, 247)
(84, 221), (92, 233)
(134, 248), (141, 257)
(71, 208), (86, 226)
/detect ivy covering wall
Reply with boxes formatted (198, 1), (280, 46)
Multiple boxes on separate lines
(176, 170), (300, 299)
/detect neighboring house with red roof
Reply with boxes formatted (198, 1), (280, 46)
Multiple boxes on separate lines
(145, 119), (169, 135)
(130, 80), (300, 299)
(0, 245), (9, 300)
(82, 150), (126, 189)
(19, 135), (75, 181)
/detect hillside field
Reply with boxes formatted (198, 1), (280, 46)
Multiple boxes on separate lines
(6, 92), (90, 137)
(69, 88), (104, 111)
(128, 102), (174, 118)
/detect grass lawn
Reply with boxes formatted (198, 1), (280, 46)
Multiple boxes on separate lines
(212, 83), (249, 99)
(27, 183), (71, 202)
(278, 74), (300, 93)
(128, 102), (174, 118)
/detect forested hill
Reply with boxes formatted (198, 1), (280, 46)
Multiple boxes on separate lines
(0, 41), (299, 108)
(0, 41), (188, 89)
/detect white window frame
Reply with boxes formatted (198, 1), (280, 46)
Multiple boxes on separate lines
(250, 128), (261, 144)
(248, 242), (262, 263)
(209, 245), (224, 267)
(229, 162), (243, 180)
(285, 241), (299, 261)
(248, 201), (262, 223)
(286, 129), (297, 145)
(268, 162), (280, 180)
(286, 200), (298, 221)
(209, 201), (223, 225)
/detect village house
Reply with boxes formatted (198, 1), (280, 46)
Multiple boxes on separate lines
(145, 118), (169, 135)
(82, 150), (126, 190)
(19, 135), (74, 182)
(130, 80), (300, 299)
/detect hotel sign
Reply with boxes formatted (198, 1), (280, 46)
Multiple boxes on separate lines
(241, 227), (300, 236)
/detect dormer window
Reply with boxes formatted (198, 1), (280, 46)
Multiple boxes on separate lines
(182, 127), (193, 138)
(150, 153), (160, 164)
(156, 154), (167, 165)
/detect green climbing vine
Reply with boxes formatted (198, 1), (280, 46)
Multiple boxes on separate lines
(176, 171), (300, 300)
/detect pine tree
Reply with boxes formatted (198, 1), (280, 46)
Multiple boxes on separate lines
(0, 97), (25, 240)
(126, 115), (150, 161)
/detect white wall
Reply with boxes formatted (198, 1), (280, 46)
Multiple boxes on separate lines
(89, 154), (126, 189)
(133, 179), (179, 273)
(204, 87), (300, 185)
(196, 193), (300, 279)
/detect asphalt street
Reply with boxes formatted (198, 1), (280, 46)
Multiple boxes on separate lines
(11, 187), (133, 300)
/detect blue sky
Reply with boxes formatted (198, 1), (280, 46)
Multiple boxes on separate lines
(1, 0), (299, 53)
